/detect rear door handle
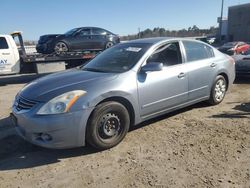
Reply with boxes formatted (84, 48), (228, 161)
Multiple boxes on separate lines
(178, 72), (185, 78)
(210, 63), (217, 67)
(2, 53), (10, 55)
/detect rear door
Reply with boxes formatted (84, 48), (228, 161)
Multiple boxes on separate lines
(182, 40), (217, 101)
(0, 36), (17, 74)
(137, 41), (188, 118)
(68, 28), (92, 50)
(91, 28), (107, 50)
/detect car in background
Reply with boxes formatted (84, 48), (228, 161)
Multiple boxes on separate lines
(13, 38), (235, 150)
(36, 27), (120, 54)
(218, 41), (250, 55)
(233, 49), (250, 77)
(207, 36), (216, 45)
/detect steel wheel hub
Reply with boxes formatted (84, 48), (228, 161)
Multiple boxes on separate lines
(99, 113), (121, 137)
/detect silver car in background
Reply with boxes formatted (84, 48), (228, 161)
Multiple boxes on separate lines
(11, 37), (235, 150)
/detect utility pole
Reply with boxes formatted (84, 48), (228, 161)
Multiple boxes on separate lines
(138, 27), (141, 39)
(219, 0), (224, 43)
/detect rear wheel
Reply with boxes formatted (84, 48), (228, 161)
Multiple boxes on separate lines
(105, 41), (114, 49)
(208, 75), (227, 105)
(54, 42), (68, 53)
(86, 101), (130, 150)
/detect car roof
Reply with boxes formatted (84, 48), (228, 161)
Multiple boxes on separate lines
(127, 37), (177, 44)
(124, 37), (203, 45)
(74, 27), (114, 34)
(74, 27), (112, 31)
(76, 26), (103, 29)
(0, 34), (12, 38)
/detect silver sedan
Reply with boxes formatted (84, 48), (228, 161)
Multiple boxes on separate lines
(11, 38), (235, 150)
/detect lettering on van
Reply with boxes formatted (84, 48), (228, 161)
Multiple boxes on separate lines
(0, 60), (8, 65)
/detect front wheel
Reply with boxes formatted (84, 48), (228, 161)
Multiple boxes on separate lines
(86, 101), (130, 150)
(54, 42), (68, 53)
(208, 75), (227, 105)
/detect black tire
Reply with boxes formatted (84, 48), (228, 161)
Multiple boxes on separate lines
(208, 75), (227, 105)
(105, 41), (114, 49)
(54, 41), (68, 53)
(86, 101), (130, 150)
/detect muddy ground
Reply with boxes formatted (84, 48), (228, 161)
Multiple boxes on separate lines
(0, 74), (249, 188)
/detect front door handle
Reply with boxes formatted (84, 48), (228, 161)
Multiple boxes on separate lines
(2, 53), (10, 55)
(210, 63), (217, 67)
(178, 72), (185, 78)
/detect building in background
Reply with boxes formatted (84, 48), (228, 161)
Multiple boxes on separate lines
(217, 17), (228, 42)
(228, 3), (250, 42)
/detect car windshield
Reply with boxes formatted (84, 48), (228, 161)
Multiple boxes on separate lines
(82, 43), (151, 73)
(64, 28), (79, 35)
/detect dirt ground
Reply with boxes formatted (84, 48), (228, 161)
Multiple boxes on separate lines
(0, 74), (249, 188)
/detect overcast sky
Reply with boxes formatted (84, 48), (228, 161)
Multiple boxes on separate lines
(1, 0), (249, 40)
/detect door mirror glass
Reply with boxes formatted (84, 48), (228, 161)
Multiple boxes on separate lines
(141, 62), (163, 72)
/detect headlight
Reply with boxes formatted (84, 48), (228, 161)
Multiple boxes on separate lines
(37, 90), (86, 115)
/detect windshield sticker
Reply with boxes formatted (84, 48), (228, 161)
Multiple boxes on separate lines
(126, 47), (142, 52)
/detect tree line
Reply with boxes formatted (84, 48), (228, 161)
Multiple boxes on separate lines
(121, 25), (218, 41)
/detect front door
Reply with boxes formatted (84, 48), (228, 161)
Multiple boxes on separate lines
(137, 42), (188, 118)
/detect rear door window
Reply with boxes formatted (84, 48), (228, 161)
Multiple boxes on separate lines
(92, 28), (107, 35)
(182, 41), (214, 62)
(0, 37), (9, 49)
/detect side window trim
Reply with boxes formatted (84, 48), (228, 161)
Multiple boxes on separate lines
(179, 40), (187, 63)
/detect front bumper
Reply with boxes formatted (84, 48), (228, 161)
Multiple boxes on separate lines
(11, 105), (94, 149)
(36, 43), (54, 54)
(36, 43), (47, 53)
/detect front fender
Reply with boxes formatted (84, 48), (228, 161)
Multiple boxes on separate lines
(87, 91), (141, 125)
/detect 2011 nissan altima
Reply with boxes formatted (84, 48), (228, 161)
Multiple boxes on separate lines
(11, 38), (235, 150)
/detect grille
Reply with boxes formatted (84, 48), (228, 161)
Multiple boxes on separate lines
(15, 96), (37, 111)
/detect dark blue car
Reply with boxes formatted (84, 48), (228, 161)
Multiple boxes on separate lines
(36, 27), (120, 54)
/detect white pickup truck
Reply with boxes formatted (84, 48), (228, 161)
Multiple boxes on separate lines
(0, 32), (100, 75)
(0, 34), (21, 74)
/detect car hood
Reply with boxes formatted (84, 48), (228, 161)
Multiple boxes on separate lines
(38, 34), (64, 43)
(19, 69), (118, 102)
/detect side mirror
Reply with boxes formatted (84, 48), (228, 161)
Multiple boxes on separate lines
(141, 62), (163, 72)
